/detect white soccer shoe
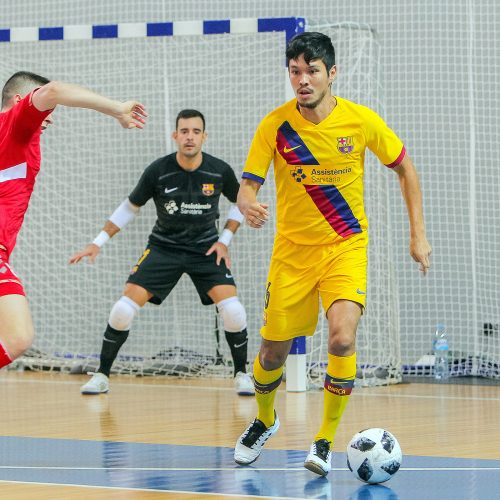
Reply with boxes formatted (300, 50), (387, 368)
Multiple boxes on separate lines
(80, 372), (109, 395)
(234, 372), (255, 396)
(304, 439), (332, 476)
(234, 413), (280, 465)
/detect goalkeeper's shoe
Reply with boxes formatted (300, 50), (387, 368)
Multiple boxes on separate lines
(234, 372), (255, 396)
(80, 372), (109, 394)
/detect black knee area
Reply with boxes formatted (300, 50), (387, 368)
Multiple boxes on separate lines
(104, 324), (130, 344)
(98, 324), (130, 377)
(225, 329), (248, 376)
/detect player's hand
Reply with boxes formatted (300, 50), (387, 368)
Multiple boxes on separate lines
(244, 202), (269, 229)
(116, 101), (148, 129)
(409, 235), (432, 275)
(206, 242), (231, 268)
(68, 244), (101, 265)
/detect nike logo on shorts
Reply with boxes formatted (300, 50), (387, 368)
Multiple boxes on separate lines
(164, 187), (178, 194)
(356, 288), (366, 295)
(225, 273), (233, 279)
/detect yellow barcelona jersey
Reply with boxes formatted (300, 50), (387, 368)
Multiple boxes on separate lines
(242, 97), (405, 245)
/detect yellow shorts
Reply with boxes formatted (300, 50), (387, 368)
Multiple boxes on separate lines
(261, 232), (368, 341)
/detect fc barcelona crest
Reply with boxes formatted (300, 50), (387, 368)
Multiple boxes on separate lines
(337, 136), (354, 154)
(202, 183), (215, 196)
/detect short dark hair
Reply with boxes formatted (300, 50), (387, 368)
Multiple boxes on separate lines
(175, 109), (206, 131)
(2, 71), (50, 108)
(286, 32), (336, 72)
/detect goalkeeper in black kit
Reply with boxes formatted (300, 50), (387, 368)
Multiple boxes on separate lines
(70, 109), (254, 396)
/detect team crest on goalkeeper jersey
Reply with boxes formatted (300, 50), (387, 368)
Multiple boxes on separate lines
(337, 136), (354, 154)
(202, 183), (214, 196)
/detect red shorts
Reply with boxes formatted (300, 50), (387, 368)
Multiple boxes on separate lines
(0, 250), (25, 297)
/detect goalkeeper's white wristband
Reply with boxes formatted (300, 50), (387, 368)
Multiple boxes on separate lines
(92, 199), (140, 248)
(93, 230), (110, 248)
(218, 228), (234, 247)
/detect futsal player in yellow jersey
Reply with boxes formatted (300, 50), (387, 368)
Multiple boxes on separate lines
(234, 32), (432, 476)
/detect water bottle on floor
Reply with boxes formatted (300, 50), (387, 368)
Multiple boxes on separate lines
(433, 324), (450, 380)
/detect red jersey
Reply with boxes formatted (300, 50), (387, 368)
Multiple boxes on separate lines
(0, 90), (51, 258)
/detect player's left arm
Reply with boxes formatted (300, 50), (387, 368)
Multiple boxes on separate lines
(392, 153), (432, 275)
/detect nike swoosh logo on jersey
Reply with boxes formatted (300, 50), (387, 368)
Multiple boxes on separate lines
(164, 187), (178, 194)
(283, 145), (301, 153)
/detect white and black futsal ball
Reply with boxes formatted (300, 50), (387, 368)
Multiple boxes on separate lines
(346, 428), (402, 484)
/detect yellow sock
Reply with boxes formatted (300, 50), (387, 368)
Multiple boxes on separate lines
(315, 352), (356, 444)
(253, 354), (283, 428)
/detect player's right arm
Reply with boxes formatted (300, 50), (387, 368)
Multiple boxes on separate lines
(69, 199), (140, 264)
(237, 179), (268, 229)
(238, 114), (275, 229)
(31, 81), (147, 129)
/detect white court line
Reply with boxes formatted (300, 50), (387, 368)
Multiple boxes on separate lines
(402, 467), (500, 471)
(352, 391), (500, 402)
(1, 376), (237, 393)
(0, 480), (297, 499)
(3, 375), (500, 401)
(0, 466), (499, 471)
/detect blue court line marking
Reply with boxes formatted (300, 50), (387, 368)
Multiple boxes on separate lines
(0, 436), (499, 499)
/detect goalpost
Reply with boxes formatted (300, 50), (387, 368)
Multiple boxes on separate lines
(1, 17), (401, 387)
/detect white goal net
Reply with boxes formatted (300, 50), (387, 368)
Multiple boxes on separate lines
(3, 19), (401, 386)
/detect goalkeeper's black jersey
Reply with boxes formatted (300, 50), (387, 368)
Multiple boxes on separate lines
(129, 152), (239, 253)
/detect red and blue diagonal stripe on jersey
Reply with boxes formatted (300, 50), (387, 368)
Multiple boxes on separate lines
(305, 184), (362, 237)
(277, 121), (319, 165)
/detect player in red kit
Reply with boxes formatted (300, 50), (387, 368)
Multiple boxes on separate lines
(0, 71), (147, 370)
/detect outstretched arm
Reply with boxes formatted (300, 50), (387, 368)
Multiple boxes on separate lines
(32, 81), (147, 129)
(69, 199), (140, 264)
(393, 154), (432, 275)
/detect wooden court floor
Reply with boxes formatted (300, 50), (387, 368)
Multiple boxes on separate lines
(0, 370), (499, 499)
